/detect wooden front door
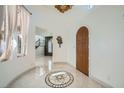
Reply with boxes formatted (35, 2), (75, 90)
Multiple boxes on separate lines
(76, 26), (89, 76)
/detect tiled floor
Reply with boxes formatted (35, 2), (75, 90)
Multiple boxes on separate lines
(7, 56), (104, 88)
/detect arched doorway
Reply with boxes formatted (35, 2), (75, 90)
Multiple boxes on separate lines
(76, 26), (89, 76)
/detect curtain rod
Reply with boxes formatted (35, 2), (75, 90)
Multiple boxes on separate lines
(22, 5), (32, 15)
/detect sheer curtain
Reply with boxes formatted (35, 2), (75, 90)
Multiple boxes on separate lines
(0, 6), (4, 56)
(0, 6), (4, 30)
(17, 6), (30, 57)
(0, 6), (18, 62)
(0, 5), (30, 62)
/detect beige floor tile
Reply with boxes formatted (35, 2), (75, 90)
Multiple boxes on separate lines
(7, 56), (103, 88)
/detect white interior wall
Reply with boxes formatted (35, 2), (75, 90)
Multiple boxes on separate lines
(64, 6), (124, 87)
(29, 6), (69, 62)
(82, 6), (124, 87)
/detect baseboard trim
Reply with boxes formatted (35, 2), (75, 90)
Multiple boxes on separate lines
(90, 75), (113, 88)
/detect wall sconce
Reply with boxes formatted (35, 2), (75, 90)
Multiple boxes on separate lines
(56, 36), (63, 48)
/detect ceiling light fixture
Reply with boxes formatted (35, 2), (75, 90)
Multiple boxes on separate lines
(55, 5), (72, 13)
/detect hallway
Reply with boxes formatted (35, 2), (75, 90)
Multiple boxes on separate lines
(7, 56), (104, 88)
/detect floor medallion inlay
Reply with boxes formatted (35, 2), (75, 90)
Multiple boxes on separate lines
(45, 71), (74, 88)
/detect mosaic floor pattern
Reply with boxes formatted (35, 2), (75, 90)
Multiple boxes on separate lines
(45, 71), (74, 88)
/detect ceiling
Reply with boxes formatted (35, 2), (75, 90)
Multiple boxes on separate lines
(28, 5), (96, 14)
